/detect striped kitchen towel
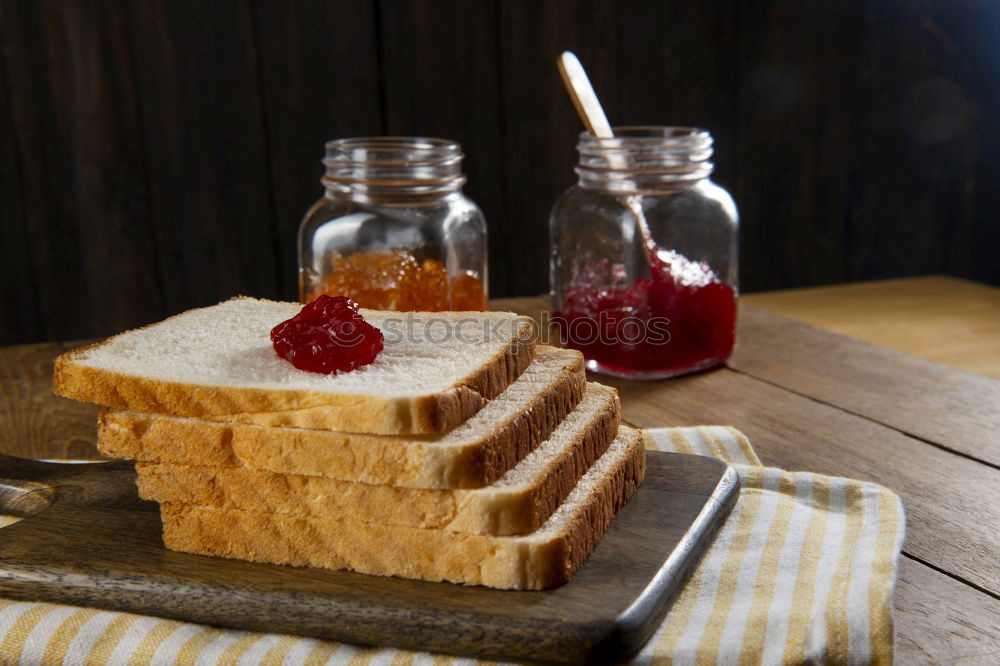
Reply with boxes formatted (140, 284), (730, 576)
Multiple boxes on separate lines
(635, 428), (905, 664)
(0, 427), (905, 665)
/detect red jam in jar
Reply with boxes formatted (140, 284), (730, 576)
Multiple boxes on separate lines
(549, 127), (739, 379)
(554, 249), (736, 377)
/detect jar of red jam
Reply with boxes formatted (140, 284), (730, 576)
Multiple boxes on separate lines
(550, 127), (738, 379)
(299, 137), (487, 311)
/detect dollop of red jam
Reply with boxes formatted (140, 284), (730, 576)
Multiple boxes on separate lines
(271, 295), (384, 374)
(554, 249), (736, 377)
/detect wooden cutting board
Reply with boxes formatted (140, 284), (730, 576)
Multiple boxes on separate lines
(0, 451), (737, 663)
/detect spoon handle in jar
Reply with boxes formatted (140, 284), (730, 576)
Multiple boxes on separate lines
(557, 51), (614, 138)
(557, 52), (657, 253)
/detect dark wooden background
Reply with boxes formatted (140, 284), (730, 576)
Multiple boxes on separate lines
(2, 0), (998, 345)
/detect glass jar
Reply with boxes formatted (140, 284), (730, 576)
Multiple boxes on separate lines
(549, 127), (738, 379)
(299, 137), (487, 311)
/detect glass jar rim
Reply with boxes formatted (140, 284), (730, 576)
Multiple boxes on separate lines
(575, 126), (714, 191)
(321, 136), (466, 202)
(324, 136), (463, 168)
(577, 126), (713, 150)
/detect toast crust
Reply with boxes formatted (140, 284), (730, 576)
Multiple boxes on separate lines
(98, 348), (588, 489)
(54, 298), (536, 434)
(134, 385), (620, 535)
(159, 428), (646, 589)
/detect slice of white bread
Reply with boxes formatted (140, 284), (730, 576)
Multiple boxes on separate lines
(54, 297), (536, 434)
(135, 383), (619, 536)
(98, 346), (586, 489)
(160, 426), (645, 589)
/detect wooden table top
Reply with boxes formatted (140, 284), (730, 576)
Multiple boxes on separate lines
(743, 275), (1000, 379)
(2, 282), (998, 662)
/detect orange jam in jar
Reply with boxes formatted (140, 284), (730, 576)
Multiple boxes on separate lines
(299, 138), (488, 311)
(306, 250), (486, 311)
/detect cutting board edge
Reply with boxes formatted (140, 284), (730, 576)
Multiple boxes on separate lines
(585, 461), (739, 662)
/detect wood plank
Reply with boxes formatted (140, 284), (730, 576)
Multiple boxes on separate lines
(743, 276), (1000, 378)
(0, 26), (42, 345)
(865, 0), (1000, 288)
(498, 0), (621, 297)
(0, 343), (101, 461)
(602, 367), (999, 593)
(0, 0), (165, 341)
(733, 1), (1000, 290)
(493, 295), (999, 592)
(378, 0), (508, 297)
(730, 305), (1000, 467)
(252, 0), (383, 301)
(500, 295), (1000, 465)
(125, 0), (280, 313)
(735, 2), (861, 290)
(894, 557), (1000, 663)
(3, 4), (999, 349)
(948, 0), (1000, 285)
(838, 0), (973, 286)
(618, 0), (740, 211)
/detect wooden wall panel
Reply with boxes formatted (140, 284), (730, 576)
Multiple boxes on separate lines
(1, 0), (998, 344)
(841, 0), (972, 284)
(926, 0), (1000, 286)
(0, 0), (163, 341)
(252, 0), (383, 300)
(377, 0), (509, 294)
(618, 0), (741, 187)
(0, 11), (41, 345)
(499, 0), (621, 297)
(735, 0), (1000, 291)
(736, 2), (863, 290)
(125, 0), (279, 312)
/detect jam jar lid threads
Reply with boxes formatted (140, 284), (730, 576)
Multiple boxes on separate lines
(322, 137), (467, 203)
(575, 126), (715, 193)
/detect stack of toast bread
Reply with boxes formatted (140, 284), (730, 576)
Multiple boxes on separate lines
(53, 297), (645, 589)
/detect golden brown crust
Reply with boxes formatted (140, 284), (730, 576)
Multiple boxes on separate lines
(158, 428), (646, 589)
(54, 304), (536, 435)
(452, 364), (586, 488)
(419, 319), (536, 432)
(133, 387), (619, 536)
(503, 389), (620, 535)
(98, 350), (587, 489)
(548, 427), (646, 586)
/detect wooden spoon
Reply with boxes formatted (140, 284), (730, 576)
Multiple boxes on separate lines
(557, 51), (657, 253)
(557, 51), (614, 138)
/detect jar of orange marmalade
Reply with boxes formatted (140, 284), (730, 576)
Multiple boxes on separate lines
(299, 137), (487, 310)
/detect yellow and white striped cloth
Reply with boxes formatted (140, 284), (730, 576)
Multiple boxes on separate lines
(0, 427), (905, 665)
